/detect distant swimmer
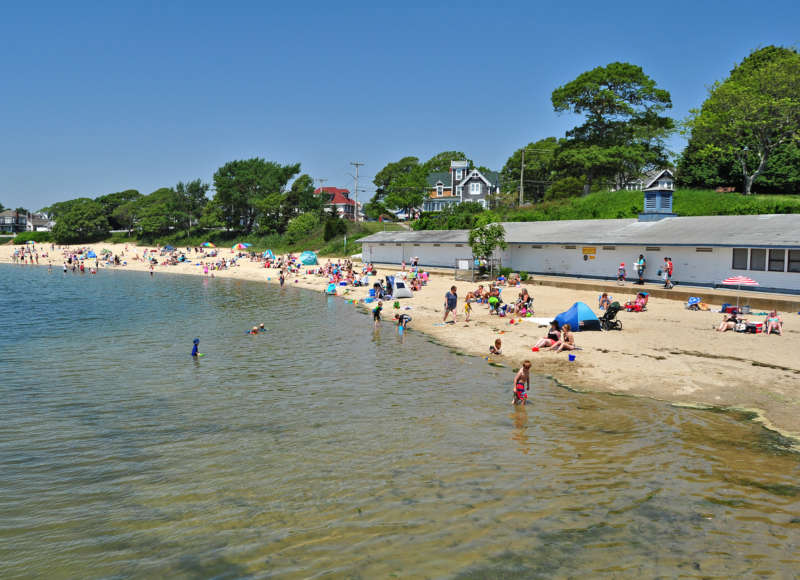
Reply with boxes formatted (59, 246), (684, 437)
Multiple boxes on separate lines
(191, 338), (203, 358)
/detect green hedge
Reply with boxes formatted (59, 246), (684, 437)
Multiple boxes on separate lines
(12, 231), (52, 244)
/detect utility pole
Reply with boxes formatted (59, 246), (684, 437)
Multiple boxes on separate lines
(350, 161), (363, 222)
(519, 147), (525, 207)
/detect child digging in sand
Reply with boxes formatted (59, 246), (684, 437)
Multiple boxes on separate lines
(512, 361), (532, 405)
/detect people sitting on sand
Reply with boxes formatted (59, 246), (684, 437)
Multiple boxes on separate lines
(550, 323), (576, 352)
(490, 338), (502, 355)
(716, 311), (741, 332)
(764, 310), (783, 335)
(599, 292), (611, 310)
(533, 320), (561, 349)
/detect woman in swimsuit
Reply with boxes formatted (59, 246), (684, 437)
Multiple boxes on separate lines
(533, 321), (561, 349)
(717, 312), (739, 332)
(764, 310), (783, 335)
(551, 323), (576, 352)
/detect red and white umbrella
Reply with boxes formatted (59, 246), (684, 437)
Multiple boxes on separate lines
(721, 276), (759, 286)
(721, 276), (759, 308)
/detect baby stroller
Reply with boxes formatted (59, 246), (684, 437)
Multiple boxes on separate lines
(600, 301), (623, 331)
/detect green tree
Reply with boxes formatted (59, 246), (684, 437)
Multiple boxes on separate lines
(95, 190), (142, 229)
(284, 174), (323, 216)
(134, 188), (182, 239)
(468, 223), (507, 260)
(363, 195), (390, 220)
(544, 176), (585, 200)
(552, 62), (674, 194)
(51, 199), (109, 243)
(500, 137), (559, 203)
(174, 179), (209, 236)
(423, 151), (471, 173)
(212, 158), (301, 233)
(42, 198), (94, 220)
(683, 46), (800, 194)
(285, 212), (320, 244)
(373, 156), (421, 199)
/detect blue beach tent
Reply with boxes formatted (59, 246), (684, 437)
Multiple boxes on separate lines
(554, 302), (601, 331)
(263, 249), (275, 260)
(298, 251), (317, 265)
(86, 250), (97, 258)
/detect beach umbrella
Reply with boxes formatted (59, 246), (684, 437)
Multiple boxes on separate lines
(232, 243), (252, 250)
(201, 242), (216, 248)
(721, 275), (759, 308)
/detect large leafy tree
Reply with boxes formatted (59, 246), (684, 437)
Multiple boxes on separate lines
(51, 199), (109, 243)
(95, 190), (142, 229)
(212, 158), (300, 233)
(134, 187), (182, 239)
(552, 62), (674, 194)
(373, 156), (427, 214)
(174, 179), (209, 236)
(283, 174), (323, 216)
(682, 46), (800, 194)
(468, 223), (507, 260)
(500, 137), (559, 203)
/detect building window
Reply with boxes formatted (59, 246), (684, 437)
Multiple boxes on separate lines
(436, 184), (443, 197)
(645, 247), (661, 251)
(455, 169), (463, 180)
(750, 248), (766, 271)
(602, 246), (616, 250)
(433, 243), (441, 247)
(732, 248), (748, 270)
(645, 193), (656, 210)
(456, 186), (463, 197)
(563, 245), (576, 249)
(788, 250), (800, 273)
(470, 182), (481, 195)
(768, 249), (785, 272)
(695, 247), (713, 252)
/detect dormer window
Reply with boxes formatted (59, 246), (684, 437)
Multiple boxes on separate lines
(455, 169), (463, 180)
(436, 183), (443, 197)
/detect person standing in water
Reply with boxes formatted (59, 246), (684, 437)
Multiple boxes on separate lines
(512, 360), (532, 405)
(191, 338), (200, 358)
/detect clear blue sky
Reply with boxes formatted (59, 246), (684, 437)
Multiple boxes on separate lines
(1, 0), (797, 210)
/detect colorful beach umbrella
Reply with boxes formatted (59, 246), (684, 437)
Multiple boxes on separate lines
(25, 240), (36, 245)
(232, 243), (252, 250)
(721, 275), (759, 308)
(201, 242), (216, 248)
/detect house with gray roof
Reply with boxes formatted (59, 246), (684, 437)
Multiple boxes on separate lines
(422, 160), (501, 212)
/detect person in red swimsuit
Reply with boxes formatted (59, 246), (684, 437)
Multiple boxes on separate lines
(512, 361), (532, 405)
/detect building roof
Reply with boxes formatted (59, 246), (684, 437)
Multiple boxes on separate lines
(425, 172), (451, 187)
(644, 169), (674, 191)
(360, 214), (800, 248)
(315, 187), (355, 206)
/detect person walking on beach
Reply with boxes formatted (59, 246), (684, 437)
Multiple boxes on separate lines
(512, 361), (532, 405)
(663, 257), (674, 289)
(636, 254), (646, 285)
(443, 285), (458, 323)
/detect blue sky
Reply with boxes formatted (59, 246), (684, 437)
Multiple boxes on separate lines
(1, 0), (797, 210)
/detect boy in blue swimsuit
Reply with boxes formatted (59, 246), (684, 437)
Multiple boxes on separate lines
(191, 338), (200, 358)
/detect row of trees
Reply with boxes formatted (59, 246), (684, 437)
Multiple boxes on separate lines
(43, 159), (330, 243)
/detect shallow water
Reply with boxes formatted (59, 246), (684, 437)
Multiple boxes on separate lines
(1, 264), (798, 578)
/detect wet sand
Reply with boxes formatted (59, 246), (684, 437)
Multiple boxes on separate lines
(3, 242), (798, 442)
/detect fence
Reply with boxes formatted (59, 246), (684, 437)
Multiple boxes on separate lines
(454, 257), (502, 282)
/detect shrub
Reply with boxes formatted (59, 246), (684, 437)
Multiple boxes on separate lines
(12, 231), (52, 244)
(544, 177), (585, 200)
(519, 271), (529, 281)
(286, 213), (319, 244)
(500, 266), (513, 277)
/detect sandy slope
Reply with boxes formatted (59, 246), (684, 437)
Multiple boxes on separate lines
(4, 241), (799, 442)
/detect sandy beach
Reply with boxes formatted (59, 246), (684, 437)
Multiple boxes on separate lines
(4, 241), (799, 442)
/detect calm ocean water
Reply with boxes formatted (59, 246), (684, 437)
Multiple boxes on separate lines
(1, 264), (798, 578)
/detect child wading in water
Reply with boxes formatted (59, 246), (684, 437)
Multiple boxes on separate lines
(512, 360), (532, 405)
(373, 300), (383, 328)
